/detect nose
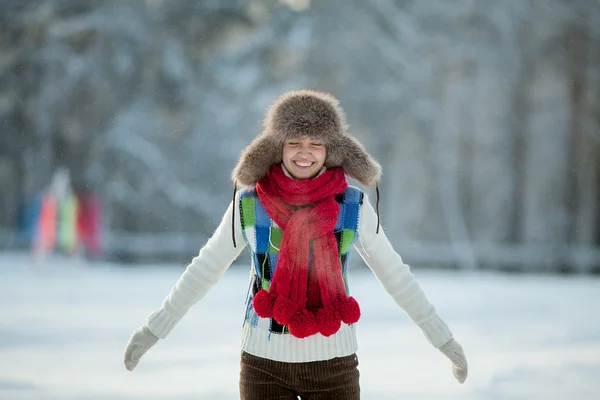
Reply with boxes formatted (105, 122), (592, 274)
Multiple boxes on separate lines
(297, 143), (311, 155)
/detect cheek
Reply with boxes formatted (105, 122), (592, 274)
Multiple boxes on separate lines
(316, 149), (327, 165)
(282, 148), (292, 162)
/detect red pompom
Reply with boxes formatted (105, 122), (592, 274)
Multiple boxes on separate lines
(288, 309), (318, 338)
(253, 289), (275, 318)
(273, 296), (296, 326)
(316, 307), (341, 337)
(337, 296), (361, 324)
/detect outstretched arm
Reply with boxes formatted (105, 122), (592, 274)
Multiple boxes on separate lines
(353, 194), (467, 383)
(124, 193), (245, 371)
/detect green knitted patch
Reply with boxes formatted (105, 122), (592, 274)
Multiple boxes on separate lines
(261, 279), (270, 290)
(240, 197), (255, 229)
(339, 229), (355, 254)
(269, 227), (283, 254)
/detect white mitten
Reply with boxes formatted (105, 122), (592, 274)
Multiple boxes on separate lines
(439, 338), (468, 383)
(124, 326), (159, 371)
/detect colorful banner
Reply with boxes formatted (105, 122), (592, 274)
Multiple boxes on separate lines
(20, 189), (102, 258)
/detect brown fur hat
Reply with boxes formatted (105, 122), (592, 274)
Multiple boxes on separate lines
(232, 89), (382, 188)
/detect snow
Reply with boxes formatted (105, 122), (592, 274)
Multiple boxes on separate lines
(0, 252), (599, 399)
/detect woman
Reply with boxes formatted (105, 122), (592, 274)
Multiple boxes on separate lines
(124, 90), (468, 399)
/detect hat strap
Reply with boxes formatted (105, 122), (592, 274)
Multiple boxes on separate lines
(375, 183), (381, 234)
(232, 182), (238, 248)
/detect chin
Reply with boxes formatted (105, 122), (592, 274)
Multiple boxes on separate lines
(291, 168), (319, 180)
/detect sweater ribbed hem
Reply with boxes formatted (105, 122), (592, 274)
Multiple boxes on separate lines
(145, 308), (181, 339)
(240, 323), (358, 363)
(418, 313), (453, 348)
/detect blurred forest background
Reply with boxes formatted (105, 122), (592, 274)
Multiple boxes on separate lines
(1, 0), (599, 272)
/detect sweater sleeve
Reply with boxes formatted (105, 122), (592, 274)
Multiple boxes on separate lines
(353, 194), (453, 348)
(145, 192), (246, 338)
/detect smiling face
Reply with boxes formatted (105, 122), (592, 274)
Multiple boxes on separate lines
(282, 137), (327, 180)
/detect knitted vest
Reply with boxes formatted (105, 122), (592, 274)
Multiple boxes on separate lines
(239, 186), (364, 335)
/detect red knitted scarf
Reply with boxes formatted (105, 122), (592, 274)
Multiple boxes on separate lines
(252, 164), (361, 338)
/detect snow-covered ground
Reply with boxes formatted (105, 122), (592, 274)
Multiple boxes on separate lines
(0, 252), (599, 400)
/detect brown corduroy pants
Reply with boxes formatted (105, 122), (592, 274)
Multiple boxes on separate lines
(239, 351), (360, 400)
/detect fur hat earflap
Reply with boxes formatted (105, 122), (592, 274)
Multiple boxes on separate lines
(231, 89), (382, 188)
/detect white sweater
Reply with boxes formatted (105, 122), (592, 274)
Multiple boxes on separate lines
(146, 191), (453, 362)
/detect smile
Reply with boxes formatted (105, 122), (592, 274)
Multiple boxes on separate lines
(294, 161), (314, 168)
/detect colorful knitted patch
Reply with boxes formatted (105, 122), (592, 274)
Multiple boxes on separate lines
(239, 186), (364, 334)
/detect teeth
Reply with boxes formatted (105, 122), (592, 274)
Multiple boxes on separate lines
(295, 161), (313, 167)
